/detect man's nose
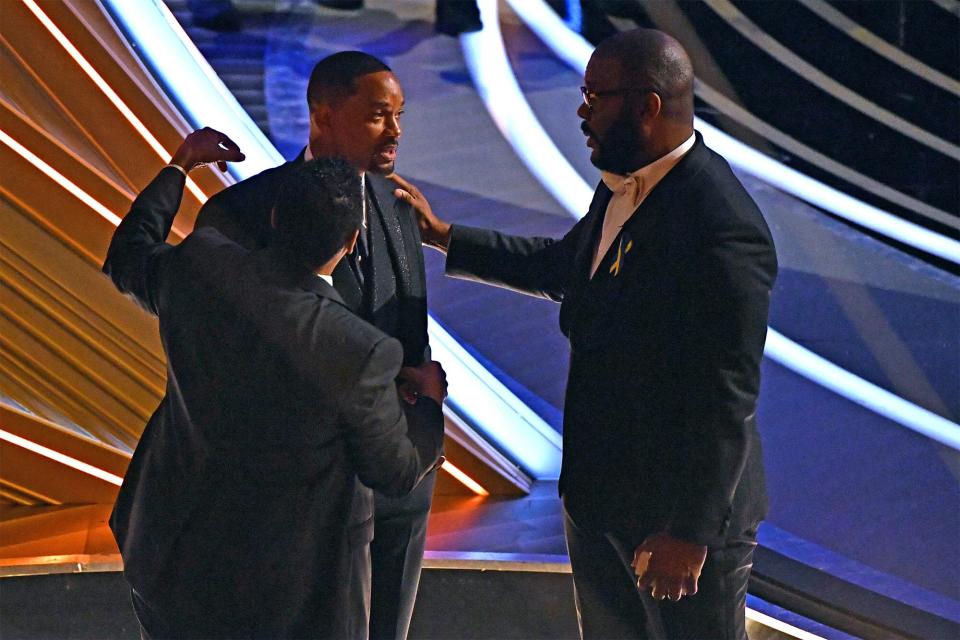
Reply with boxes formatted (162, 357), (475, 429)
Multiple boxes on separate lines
(577, 102), (590, 120)
(387, 114), (402, 138)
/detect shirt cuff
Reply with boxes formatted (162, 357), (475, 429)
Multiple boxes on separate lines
(165, 163), (188, 176)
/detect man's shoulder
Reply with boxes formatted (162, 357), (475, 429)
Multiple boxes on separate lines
(677, 143), (766, 227)
(203, 162), (295, 209)
(197, 162), (298, 248)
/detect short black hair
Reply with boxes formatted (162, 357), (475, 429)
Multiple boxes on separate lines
(273, 157), (363, 268)
(307, 51), (392, 109)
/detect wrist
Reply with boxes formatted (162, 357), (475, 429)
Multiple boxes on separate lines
(427, 222), (452, 252)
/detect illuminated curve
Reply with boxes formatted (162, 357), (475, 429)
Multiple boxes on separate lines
(500, 0), (960, 266)
(461, 0), (960, 451)
(99, 0), (562, 479)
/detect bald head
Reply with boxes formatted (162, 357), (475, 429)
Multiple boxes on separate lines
(594, 29), (694, 123)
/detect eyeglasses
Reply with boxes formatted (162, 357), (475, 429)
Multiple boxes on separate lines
(580, 86), (656, 109)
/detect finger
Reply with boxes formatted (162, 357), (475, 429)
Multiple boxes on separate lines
(682, 573), (699, 596)
(632, 550), (652, 576)
(650, 579), (667, 601)
(217, 142), (245, 162)
(393, 188), (414, 203)
(216, 160), (228, 172)
(637, 571), (654, 591)
(387, 172), (413, 191)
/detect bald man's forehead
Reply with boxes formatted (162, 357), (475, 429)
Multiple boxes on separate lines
(585, 54), (625, 88)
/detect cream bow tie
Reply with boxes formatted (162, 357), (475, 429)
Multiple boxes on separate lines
(601, 171), (645, 208)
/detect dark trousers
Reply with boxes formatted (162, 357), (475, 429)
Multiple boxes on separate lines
(563, 502), (756, 640)
(132, 535), (372, 639)
(369, 469), (437, 640)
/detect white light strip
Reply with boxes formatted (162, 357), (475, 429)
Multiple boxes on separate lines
(21, 0), (208, 204)
(461, 0), (594, 218)
(765, 330), (960, 450)
(100, 0), (562, 478)
(504, 0), (960, 265)
(102, 0), (283, 181)
(429, 317), (563, 478)
(470, 0), (960, 450)
(1, 128), (122, 226)
(746, 608), (828, 640)
(0, 429), (124, 486)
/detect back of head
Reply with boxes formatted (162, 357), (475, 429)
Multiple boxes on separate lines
(307, 51), (392, 108)
(595, 28), (694, 122)
(273, 157), (363, 268)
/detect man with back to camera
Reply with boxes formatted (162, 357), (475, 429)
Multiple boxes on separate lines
(195, 51), (440, 640)
(395, 28), (778, 639)
(103, 129), (445, 638)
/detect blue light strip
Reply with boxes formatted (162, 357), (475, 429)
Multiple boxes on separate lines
(102, 0), (283, 181)
(468, 0), (960, 450)
(503, 0), (960, 266)
(101, 0), (562, 478)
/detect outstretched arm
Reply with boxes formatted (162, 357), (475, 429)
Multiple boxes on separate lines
(390, 172), (586, 301)
(102, 128), (244, 313)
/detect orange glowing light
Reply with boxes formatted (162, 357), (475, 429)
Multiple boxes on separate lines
(1, 128), (123, 226)
(20, 0), (209, 204)
(0, 429), (123, 486)
(441, 460), (490, 496)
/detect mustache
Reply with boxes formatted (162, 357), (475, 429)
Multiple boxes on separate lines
(378, 139), (400, 148)
(581, 123), (593, 138)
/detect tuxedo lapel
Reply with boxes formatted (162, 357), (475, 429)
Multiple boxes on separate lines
(367, 175), (413, 297)
(569, 185), (612, 295)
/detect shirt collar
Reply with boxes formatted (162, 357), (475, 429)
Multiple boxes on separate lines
(600, 132), (696, 200)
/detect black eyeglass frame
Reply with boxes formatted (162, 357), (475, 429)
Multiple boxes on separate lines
(579, 85), (657, 108)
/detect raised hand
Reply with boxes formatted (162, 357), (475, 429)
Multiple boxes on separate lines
(633, 532), (708, 602)
(170, 127), (245, 173)
(388, 173), (452, 251)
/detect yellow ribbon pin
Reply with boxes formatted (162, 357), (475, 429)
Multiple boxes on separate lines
(609, 236), (634, 276)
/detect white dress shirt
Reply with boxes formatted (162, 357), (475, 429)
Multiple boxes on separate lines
(590, 133), (696, 277)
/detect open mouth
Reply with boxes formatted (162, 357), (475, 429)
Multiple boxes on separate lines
(376, 145), (398, 162)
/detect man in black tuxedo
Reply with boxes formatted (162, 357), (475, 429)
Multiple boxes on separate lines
(402, 29), (777, 639)
(195, 52), (439, 640)
(103, 130), (445, 639)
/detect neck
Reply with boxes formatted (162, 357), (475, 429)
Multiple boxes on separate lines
(627, 127), (693, 172)
(314, 250), (345, 277)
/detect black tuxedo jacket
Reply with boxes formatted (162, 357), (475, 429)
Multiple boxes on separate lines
(195, 156), (430, 367)
(103, 168), (443, 638)
(446, 134), (777, 547)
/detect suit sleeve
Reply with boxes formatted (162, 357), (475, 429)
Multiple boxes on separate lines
(444, 216), (591, 302)
(668, 219), (777, 546)
(102, 167), (186, 315)
(340, 336), (444, 497)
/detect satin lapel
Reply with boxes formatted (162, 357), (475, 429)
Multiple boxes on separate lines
(367, 176), (413, 295)
(560, 184), (611, 337)
(571, 185), (612, 292)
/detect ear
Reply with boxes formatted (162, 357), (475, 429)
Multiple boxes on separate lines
(344, 228), (360, 255)
(634, 91), (662, 122)
(309, 104), (333, 133)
